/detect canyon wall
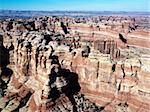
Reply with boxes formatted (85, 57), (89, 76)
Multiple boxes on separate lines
(0, 16), (150, 112)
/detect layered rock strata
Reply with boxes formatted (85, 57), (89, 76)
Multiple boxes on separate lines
(0, 16), (150, 112)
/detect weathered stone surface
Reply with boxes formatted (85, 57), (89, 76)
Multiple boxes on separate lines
(0, 15), (150, 112)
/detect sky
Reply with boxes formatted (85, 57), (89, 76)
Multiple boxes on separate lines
(0, 0), (149, 12)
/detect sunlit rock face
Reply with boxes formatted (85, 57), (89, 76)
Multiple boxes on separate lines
(0, 15), (150, 112)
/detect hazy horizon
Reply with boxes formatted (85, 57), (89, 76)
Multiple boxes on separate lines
(0, 0), (150, 12)
(0, 9), (150, 13)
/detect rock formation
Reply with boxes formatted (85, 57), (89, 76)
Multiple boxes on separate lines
(0, 15), (150, 112)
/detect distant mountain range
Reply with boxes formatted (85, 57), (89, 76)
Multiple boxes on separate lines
(0, 10), (149, 19)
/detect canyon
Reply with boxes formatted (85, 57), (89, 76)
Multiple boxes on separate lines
(0, 15), (150, 112)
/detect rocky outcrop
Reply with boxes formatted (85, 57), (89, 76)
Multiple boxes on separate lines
(0, 15), (150, 112)
(0, 31), (103, 112)
(94, 40), (121, 59)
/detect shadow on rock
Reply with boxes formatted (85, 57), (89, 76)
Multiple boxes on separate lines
(48, 55), (81, 112)
(0, 34), (13, 96)
(0, 35), (10, 67)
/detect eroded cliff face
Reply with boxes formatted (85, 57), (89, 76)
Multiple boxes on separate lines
(0, 16), (150, 112)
